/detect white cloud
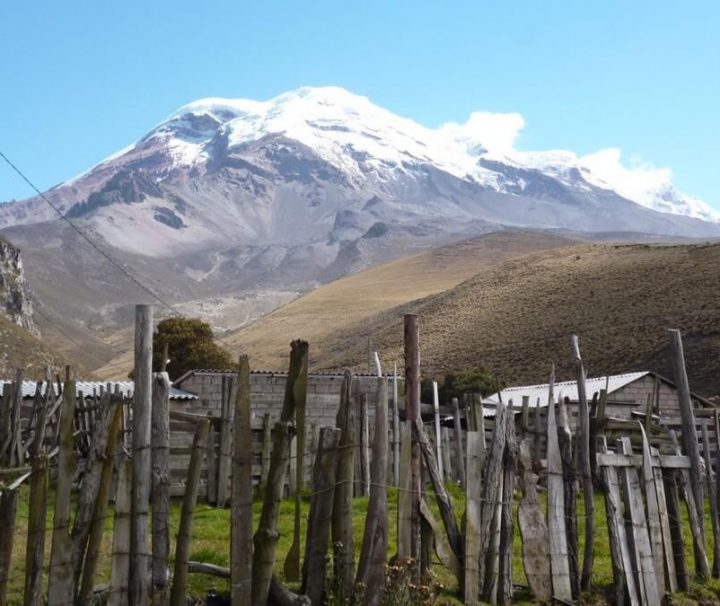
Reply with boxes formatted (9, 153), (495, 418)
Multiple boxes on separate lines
(439, 111), (526, 154)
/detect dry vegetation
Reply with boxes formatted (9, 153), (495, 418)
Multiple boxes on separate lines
(220, 231), (579, 370)
(0, 314), (71, 378)
(311, 241), (720, 395)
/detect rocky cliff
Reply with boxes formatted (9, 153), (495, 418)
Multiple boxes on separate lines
(0, 240), (37, 335)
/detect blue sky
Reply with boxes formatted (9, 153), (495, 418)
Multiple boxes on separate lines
(1, 1), (718, 207)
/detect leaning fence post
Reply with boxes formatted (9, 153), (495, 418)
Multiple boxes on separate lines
(170, 418), (210, 606)
(130, 304), (153, 606)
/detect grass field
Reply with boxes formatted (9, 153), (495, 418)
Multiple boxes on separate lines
(7, 485), (720, 605)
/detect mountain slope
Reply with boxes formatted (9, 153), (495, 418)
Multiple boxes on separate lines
(304, 241), (720, 395)
(2, 86), (719, 369)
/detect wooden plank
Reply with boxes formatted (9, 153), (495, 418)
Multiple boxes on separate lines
(639, 426), (666, 592)
(650, 446), (677, 593)
(441, 426), (452, 483)
(397, 421), (413, 560)
(619, 437), (661, 606)
(420, 499), (461, 579)
(663, 467), (688, 591)
(206, 415), (217, 505)
(545, 370), (572, 602)
(217, 375), (234, 507)
(599, 438), (640, 606)
(47, 376), (76, 606)
(597, 453), (691, 469)
(464, 431), (483, 605)
(0, 488), (18, 605)
(432, 381), (444, 480)
(558, 396), (579, 599)
(23, 454), (48, 606)
(260, 413), (271, 496)
(517, 438), (551, 603)
(452, 397), (465, 487)
(392, 364), (400, 487)
(497, 409), (516, 605)
(108, 459), (131, 606)
(130, 305), (153, 606)
(702, 421), (720, 578)
(232, 356), (253, 606)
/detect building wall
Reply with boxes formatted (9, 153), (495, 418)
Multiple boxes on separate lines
(610, 374), (706, 418)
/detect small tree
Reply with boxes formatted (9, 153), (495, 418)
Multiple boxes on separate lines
(421, 367), (502, 404)
(151, 317), (234, 380)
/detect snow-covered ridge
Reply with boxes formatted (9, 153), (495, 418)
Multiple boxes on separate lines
(86, 86), (720, 223)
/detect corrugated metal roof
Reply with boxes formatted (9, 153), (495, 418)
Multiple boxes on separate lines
(3, 380), (197, 400)
(482, 371), (650, 407)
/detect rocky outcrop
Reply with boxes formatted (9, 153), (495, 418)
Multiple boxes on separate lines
(0, 240), (37, 335)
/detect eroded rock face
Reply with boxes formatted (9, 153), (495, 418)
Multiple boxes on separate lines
(0, 240), (37, 336)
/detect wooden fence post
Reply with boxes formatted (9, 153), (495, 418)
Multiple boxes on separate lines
(464, 431), (483, 605)
(48, 372), (76, 606)
(170, 418), (210, 606)
(392, 363), (400, 487)
(23, 454), (48, 606)
(232, 355), (253, 605)
(130, 304), (153, 606)
(283, 340), (309, 582)
(669, 329), (705, 547)
(332, 371), (356, 598)
(79, 401), (124, 605)
(151, 372), (171, 605)
(0, 487), (18, 605)
(302, 427), (341, 606)
(546, 368), (572, 602)
(432, 381), (444, 481)
(571, 335), (594, 591)
(108, 458), (132, 606)
(452, 398), (465, 487)
(404, 314), (422, 581)
(498, 408), (517, 605)
(558, 396), (579, 599)
(260, 412), (271, 495)
(356, 377), (389, 606)
(217, 375), (235, 507)
(359, 394), (370, 497)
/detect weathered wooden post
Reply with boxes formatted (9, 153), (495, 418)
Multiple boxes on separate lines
(357, 377), (389, 606)
(432, 380), (444, 481)
(359, 393), (371, 497)
(260, 412), (271, 495)
(170, 418), (210, 606)
(464, 431), (483, 604)
(302, 427), (341, 606)
(232, 355), (253, 605)
(558, 396), (579, 599)
(217, 375), (235, 506)
(546, 368), (572, 601)
(151, 371), (171, 605)
(404, 313), (422, 580)
(252, 340), (306, 606)
(48, 369), (77, 606)
(498, 408), (517, 605)
(669, 329), (704, 544)
(392, 363), (400, 487)
(0, 486), (18, 605)
(452, 397), (465, 487)
(571, 335), (594, 591)
(79, 401), (124, 605)
(23, 454), (48, 606)
(701, 421), (720, 577)
(284, 340), (309, 582)
(130, 304), (153, 606)
(109, 459), (132, 606)
(332, 370), (356, 598)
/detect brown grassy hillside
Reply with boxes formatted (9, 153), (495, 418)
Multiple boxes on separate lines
(218, 231), (580, 369)
(311, 241), (720, 396)
(0, 314), (72, 378)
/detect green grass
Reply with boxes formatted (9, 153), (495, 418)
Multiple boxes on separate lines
(7, 485), (720, 604)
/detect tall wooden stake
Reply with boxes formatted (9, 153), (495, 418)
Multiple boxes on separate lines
(571, 335), (594, 591)
(669, 328), (705, 568)
(151, 372), (171, 605)
(23, 454), (48, 606)
(283, 340), (309, 582)
(404, 314), (422, 580)
(392, 363), (400, 487)
(130, 304), (153, 606)
(432, 380), (444, 480)
(232, 355), (253, 605)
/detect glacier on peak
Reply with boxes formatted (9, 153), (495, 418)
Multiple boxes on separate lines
(75, 85), (719, 223)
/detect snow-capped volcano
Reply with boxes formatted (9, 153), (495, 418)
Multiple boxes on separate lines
(128, 85), (716, 223)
